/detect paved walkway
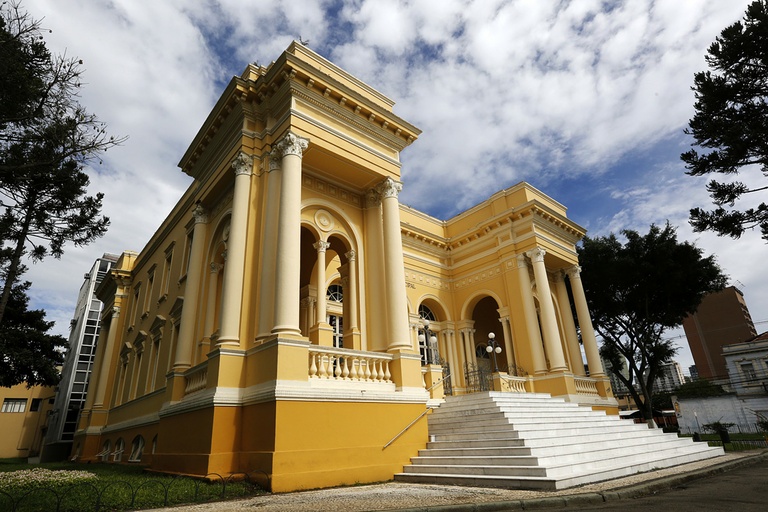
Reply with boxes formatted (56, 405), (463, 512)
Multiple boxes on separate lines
(153, 450), (768, 511)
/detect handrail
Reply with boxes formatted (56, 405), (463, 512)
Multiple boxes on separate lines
(426, 370), (450, 392)
(383, 407), (432, 450)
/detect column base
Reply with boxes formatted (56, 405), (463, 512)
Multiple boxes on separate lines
(309, 323), (334, 346)
(343, 328), (361, 350)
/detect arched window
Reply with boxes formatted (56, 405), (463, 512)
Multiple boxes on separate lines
(326, 284), (344, 348)
(113, 438), (125, 462)
(417, 304), (438, 364)
(129, 435), (145, 462)
(327, 284), (343, 302)
(97, 440), (111, 462)
(418, 304), (436, 321)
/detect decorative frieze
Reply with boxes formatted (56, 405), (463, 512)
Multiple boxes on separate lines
(452, 265), (503, 290)
(302, 174), (362, 207)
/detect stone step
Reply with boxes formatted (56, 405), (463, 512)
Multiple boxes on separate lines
(430, 421), (648, 437)
(394, 472), (559, 491)
(401, 463), (549, 478)
(421, 433), (687, 458)
(397, 391), (725, 490)
(430, 408), (601, 422)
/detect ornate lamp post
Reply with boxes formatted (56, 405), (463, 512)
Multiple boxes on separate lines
(418, 319), (438, 365)
(485, 332), (502, 372)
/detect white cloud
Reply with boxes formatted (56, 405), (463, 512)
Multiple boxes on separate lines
(16, 0), (765, 373)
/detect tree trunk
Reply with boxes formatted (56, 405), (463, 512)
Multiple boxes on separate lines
(0, 201), (34, 325)
(640, 388), (657, 429)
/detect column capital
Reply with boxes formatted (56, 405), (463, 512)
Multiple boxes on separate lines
(313, 240), (330, 253)
(345, 249), (356, 262)
(231, 151), (253, 176)
(192, 203), (208, 224)
(376, 177), (402, 199)
(274, 131), (309, 158)
(268, 152), (281, 172)
(526, 247), (546, 263)
(566, 265), (583, 280)
(365, 189), (381, 208)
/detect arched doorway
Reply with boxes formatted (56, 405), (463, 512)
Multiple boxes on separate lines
(465, 296), (506, 392)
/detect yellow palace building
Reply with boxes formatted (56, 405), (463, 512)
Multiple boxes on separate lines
(74, 42), (616, 492)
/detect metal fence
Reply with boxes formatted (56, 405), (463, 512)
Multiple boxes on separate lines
(0, 470), (268, 512)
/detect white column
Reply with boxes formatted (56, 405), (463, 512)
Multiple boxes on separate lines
(377, 178), (411, 350)
(461, 328), (478, 368)
(567, 266), (605, 377)
(313, 241), (330, 326)
(526, 248), (568, 371)
(94, 307), (120, 408)
(204, 263), (223, 341)
(174, 204), (208, 370)
(499, 315), (516, 371)
(363, 190), (386, 351)
(345, 250), (359, 333)
(448, 329), (464, 388)
(272, 132), (309, 336)
(517, 254), (547, 374)
(256, 155), (281, 340)
(554, 271), (586, 376)
(217, 152), (253, 345)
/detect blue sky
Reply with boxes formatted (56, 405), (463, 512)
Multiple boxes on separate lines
(21, 0), (767, 373)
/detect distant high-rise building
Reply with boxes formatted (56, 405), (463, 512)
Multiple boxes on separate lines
(689, 365), (699, 381)
(40, 254), (118, 462)
(655, 361), (685, 393)
(683, 286), (757, 382)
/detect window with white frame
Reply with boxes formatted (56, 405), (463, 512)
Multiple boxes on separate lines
(129, 435), (145, 462)
(112, 438), (125, 462)
(741, 362), (757, 380)
(1, 398), (26, 413)
(327, 284), (344, 348)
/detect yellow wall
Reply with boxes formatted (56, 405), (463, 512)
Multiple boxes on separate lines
(0, 383), (55, 459)
(72, 41), (615, 493)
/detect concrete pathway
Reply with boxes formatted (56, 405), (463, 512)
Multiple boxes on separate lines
(152, 450), (768, 511)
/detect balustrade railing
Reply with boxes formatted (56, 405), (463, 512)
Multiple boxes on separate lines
(498, 374), (528, 393)
(184, 363), (208, 395)
(574, 376), (599, 395)
(308, 346), (393, 383)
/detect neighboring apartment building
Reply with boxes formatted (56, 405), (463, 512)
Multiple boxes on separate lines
(73, 42), (614, 492)
(656, 361), (686, 393)
(40, 254), (118, 462)
(723, 332), (768, 396)
(0, 383), (55, 459)
(683, 286), (757, 382)
(675, 332), (768, 434)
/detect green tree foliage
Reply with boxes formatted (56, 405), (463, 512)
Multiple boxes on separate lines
(0, 274), (65, 387)
(682, 0), (768, 241)
(0, 0), (124, 325)
(674, 379), (727, 399)
(578, 224), (727, 424)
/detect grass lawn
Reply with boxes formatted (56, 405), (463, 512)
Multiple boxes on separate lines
(0, 459), (267, 512)
(679, 432), (768, 451)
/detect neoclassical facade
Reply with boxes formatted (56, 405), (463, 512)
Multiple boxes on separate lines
(74, 42), (614, 492)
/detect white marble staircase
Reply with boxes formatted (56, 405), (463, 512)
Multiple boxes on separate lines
(395, 391), (724, 490)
